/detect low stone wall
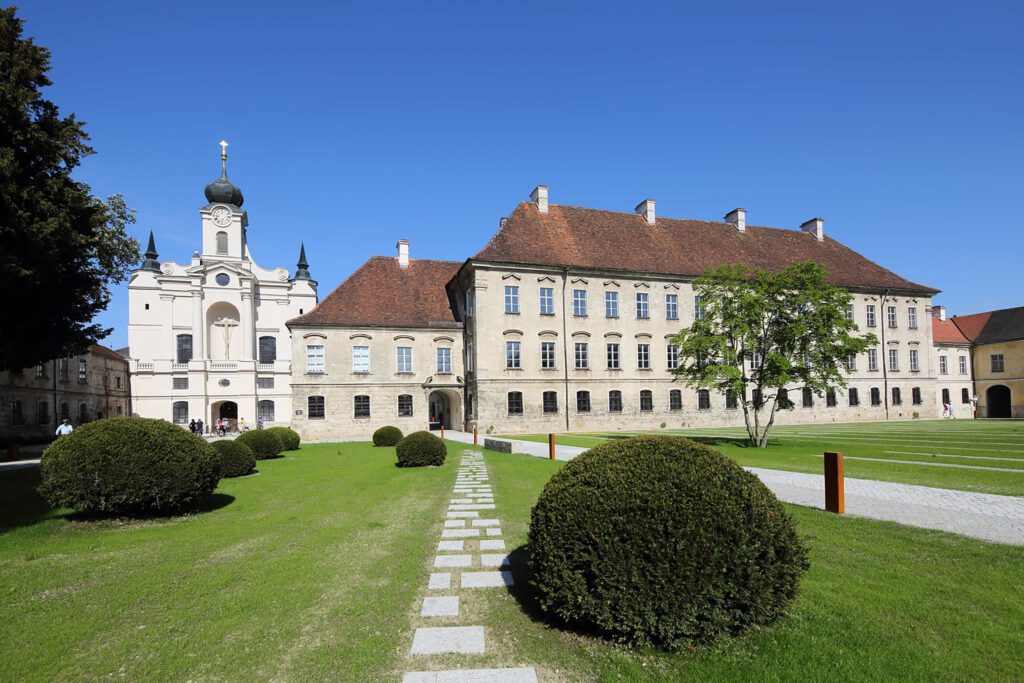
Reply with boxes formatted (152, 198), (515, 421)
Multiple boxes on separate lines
(483, 438), (512, 453)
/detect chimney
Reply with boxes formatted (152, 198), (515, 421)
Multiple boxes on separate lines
(530, 185), (548, 214)
(800, 217), (824, 241)
(724, 208), (746, 233)
(932, 305), (947, 322)
(396, 239), (410, 268)
(499, 216), (508, 229)
(635, 198), (656, 225)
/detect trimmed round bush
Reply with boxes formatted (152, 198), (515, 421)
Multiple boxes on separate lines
(395, 430), (446, 467)
(212, 439), (256, 478)
(38, 417), (220, 516)
(266, 426), (300, 451)
(373, 426), (404, 447)
(528, 436), (809, 648)
(235, 429), (283, 460)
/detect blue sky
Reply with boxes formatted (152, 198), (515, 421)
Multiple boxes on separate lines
(16, 0), (1024, 350)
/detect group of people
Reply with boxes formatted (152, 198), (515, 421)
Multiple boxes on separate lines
(187, 416), (264, 437)
(942, 402), (958, 419)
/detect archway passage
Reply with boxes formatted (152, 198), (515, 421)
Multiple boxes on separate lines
(212, 400), (239, 433)
(428, 391), (450, 430)
(986, 385), (1011, 418)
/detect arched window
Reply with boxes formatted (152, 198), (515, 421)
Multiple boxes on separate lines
(257, 400), (275, 422)
(507, 391), (523, 415)
(912, 387), (922, 405)
(172, 401), (188, 424)
(608, 390), (622, 413)
(258, 336), (277, 364)
(354, 395), (371, 418)
(697, 389), (711, 410)
(308, 395), (325, 419)
(542, 391), (558, 414)
(216, 231), (228, 254)
(176, 334), (193, 363)
(78, 402), (89, 423)
(892, 387), (902, 406)
(398, 394), (414, 417)
(576, 390), (591, 412)
(639, 390), (653, 411)
(669, 389), (682, 410)
(870, 387), (881, 406)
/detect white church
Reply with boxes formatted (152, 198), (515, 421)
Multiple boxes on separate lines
(126, 143), (318, 430)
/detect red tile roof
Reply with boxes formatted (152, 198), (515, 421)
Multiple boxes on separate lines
(89, 344), (128, 362)
(949, 311), (992, 343)
(473, 202), (938, 294)
(288, 257), (461, 328)
(932, 317), (970, 345)
(952, 306), (1024, 345)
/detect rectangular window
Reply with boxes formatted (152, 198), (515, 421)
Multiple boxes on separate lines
(398, 394), (414, 417)
(176, 334), (194, 364)
(848, 387), (859, 406)
(666, 294), (678, 320)
(504, 285), (520, 314)
(868, 348), (878, 372)
(173, 377), (189, 390)
(465, 289), (474, 316)
(635, 292), (649, 319)
(607, 343), (620, 370)
(666, 345), (680, 370)
(543, 391), (559, 414)
(725, 388), (737, 409)
(846, 302), (855, 322)
(307, 345), (325, 374)
(639, 390), (653, 411)
(36, 364), (45, 379)
(669, 389), (682, 410)
(826, 390), (837, 407)
(574, 342), (589, 370)
(846, 354), (857, 372)
(870, 387), (881, 406)
(506, 341), (521, 369)
(750, 352), (763, 370)
(608, 390), (623, 412)
(892, 387), (902, 405)
(37, 401), (48, 424)
(257, 400), (275, 422)
(576, 391), (591, 412)
(436, 347), (452, 374)
(539, 287), (554, 315)
(698, 389), (711, 410)
(694, 295), (704, 320)
(541, 341), (556, 369)
(58, 358), (68, 382)
(637, 344), (650, 370)
(866, 304), (877, 327)
(605, 291), (618, 318)
(572, 289), (587, 316)
(962, 388), (970, 404)
(912, 387), (922, 405)
(802, 387), (814, 407)
(507, 391), (523, 415)
(308, 396), (325, 419)
(171, 402), (187, 424)
(258, 336), (277, 364)
(9, 400), (24, 425)
(351, 345), (368, 373)
(908, 307), (918, 329)
(78, 359), (87, 383)
(909, 349), (919, 372)
(887, 305), (898, 328)
(888, 349), (899, 372)
(396, 347), (413, 373)
(939, 355), (948, 375)
(466, 342), (474, 372)
(257, 377), (274, 389)
(354, 395), (371, 418)
(991, 354), (1005, 372)
(959, 356), (968, 375)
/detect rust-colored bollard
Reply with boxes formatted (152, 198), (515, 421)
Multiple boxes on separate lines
(473, 426), (478, 446)
(824, 451), (844, 514)
(548, 433), (556, 460)
(440, 425), (445, 440)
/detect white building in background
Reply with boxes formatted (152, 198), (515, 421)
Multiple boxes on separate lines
(127, 143), (318, 430)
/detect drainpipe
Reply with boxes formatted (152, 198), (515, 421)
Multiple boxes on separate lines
(52, 360), (58, 435)
(880, 289), (890, 420)
(561, 267), (570, 431)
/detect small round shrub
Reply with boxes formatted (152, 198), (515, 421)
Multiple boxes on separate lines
(236, 429), (283, 460)
(212, 440), (256, 478)
(528, 436), (809, 648)
(373, 426), (404, 447)
(38, 417), (220, 516)
(266, 426), (300, 451)
(395, 430), (446, 467)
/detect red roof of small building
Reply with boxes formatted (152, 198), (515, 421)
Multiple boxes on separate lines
(949, 311), (992, 342)
(288, 257), (461, 328)
(473, 202), (938, 294)
(90, 344), (128, 362)
(952, 306), (1024, 345)
(932, 317), (970, 345)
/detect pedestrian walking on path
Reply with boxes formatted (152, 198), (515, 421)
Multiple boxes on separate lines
(55, 419), (73, 437)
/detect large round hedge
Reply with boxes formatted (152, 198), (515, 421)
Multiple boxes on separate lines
(38, 417), (220, 516)
(212, 439), (256, 478)
(266, 426), (300, 451)
(235, 430), (283, 460)
(528, 436), (809, 648)
(373, 426), (403, 447)
(395, 430), (446, 467)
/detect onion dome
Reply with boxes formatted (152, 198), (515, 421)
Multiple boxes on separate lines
(204, 140), (244, 207)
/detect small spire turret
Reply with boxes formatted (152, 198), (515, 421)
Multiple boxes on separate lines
(293, 242), (311, 281)
(140, 230), (161, 272)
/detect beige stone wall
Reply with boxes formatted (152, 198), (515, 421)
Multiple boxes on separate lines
(288, 324), (465, 439)
(973, 339), (1024, 418)
(932, 341), (974, 417)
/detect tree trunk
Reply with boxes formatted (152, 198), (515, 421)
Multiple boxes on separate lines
(757, 397), (781, 448)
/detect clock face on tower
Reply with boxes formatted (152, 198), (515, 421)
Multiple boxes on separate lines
(211, 207), (232, 227)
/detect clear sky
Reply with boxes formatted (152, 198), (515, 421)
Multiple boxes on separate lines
(15, 0), (1024, 351)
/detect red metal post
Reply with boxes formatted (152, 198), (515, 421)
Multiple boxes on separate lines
(548, 433), (556, 460)
(473, 426), (478, 446)
(824, 451), (844, 514)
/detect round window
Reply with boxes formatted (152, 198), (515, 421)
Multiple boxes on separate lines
(218, 379), (230, 387)
(215, 273), (230, 286)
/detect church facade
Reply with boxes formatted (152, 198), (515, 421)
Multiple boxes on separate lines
(287, 186), (942, 439)
(127, 145), (318, 431)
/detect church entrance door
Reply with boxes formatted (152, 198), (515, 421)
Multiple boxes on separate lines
(213, 400), (238, 433)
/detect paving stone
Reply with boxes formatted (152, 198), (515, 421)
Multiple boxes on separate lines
(479, 539), (506, 550)
(480, 553), (511, 567)
(410, 626), (485, 655)
(402, 667), (539, 682)
(428, 573), (451, 589)
(444, 520), (466, 528)
(471, 519), (500, 527)
(437, 540), (465, 551)
(442, 528), (480, 538)
(451, 499), (475, 504)
(461, 571), (515, 588)
(446, 511), (479, 518)
(485, 528), (502, 536)
(449, 504), (496, 510)
(421, 595), (460, 617)
(433, 554), (472, 568)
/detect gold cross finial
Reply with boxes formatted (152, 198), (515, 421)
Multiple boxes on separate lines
(219, 140), (228, 172)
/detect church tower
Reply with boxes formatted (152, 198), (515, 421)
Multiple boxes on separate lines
(199, 141), (248, 260)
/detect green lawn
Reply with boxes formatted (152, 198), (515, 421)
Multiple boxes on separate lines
(501, 419), (1024, 496)
(2, 439), (1022, 681)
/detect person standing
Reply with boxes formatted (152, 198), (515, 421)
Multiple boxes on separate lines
(239, 417), (246, 432)
(197, 419), (205, 436)
(257, 415), (264, 430)
(948, 403), (956, 419)
(189, 418), (197, 434)
(55, 419), (73, 437)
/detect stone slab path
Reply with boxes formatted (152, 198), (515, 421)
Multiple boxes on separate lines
(402, 451), (538, 681)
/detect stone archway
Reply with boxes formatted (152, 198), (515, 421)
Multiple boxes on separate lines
(211, 400), (238, 433)
(427, 389), (463, 431)
(986, 385), (1011, 418)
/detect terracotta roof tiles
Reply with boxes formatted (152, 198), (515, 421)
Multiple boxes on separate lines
(932, 317), (970, 345)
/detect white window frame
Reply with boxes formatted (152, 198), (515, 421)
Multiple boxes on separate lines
(307, 344), (325, 374)
(665, 294), (678, 320)
(637, 343), (651, 370)
(574, 342), (589, 370)
(866, 304), (877, 327)
(396, 346), (413, 373)
(909, 349), (919, 372)
(352, 345), (369, 373)
(436, 347), (452, 374)
(539, 287), (554, 315)
(541, 341), (556, 369)
(868, 348), (878, 372)
(939, 355), (948, 375)
(635, 292), (649, 319)
(887, 305), (898, 328)
(908, 307), (918, 329)
(607, 343), (620, 370)
(572, 289), (587, 317)
(604, 291), (618, 318)
(888, 348), (900, 372)
(506, 341), (521, 369)
(666, 344), (679, 370)
(959, 355), (967, 375)
(694, 295), (704, 320)
(504, 285), (519, 314)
